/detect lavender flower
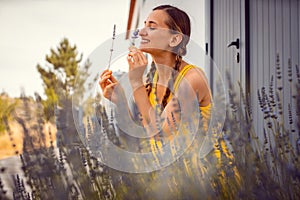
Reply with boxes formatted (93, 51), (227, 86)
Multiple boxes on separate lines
(130, 29), (139, 47)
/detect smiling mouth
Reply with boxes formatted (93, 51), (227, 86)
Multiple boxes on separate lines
(141, 39), (150, 44)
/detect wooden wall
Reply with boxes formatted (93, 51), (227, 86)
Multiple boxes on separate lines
(249, 0), (300, 142)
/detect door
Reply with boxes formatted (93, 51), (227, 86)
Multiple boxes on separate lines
(207, 0), (247, 103)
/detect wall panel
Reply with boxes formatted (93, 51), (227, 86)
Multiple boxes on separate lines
(249, 0), (300, 142)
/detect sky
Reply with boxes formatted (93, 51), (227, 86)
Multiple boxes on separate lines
(0, 0), (130, 98)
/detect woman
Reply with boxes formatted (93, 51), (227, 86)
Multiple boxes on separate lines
(98, 5), (242, 199)
(100, 5), (211, 138)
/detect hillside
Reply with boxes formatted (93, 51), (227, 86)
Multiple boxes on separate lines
(0, 94), (56, 159)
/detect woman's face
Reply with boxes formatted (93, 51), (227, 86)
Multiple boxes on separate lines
(138, 10), (174, 55)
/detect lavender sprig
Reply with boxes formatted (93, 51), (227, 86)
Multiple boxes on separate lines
(130, 29), (139, 47)
(107, 24), (116, 70)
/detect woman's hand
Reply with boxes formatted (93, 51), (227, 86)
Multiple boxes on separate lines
(99, 69), (119, 102)
(127, 47), (148, 89)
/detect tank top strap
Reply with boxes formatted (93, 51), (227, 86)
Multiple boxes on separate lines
(149, 64), (196, 107)
(173, 64), (195, 92)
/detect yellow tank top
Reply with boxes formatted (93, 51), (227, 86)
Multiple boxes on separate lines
(147, 64), (211, 152)
(149, 64), (211, 121)
(144, 66), (240, 193)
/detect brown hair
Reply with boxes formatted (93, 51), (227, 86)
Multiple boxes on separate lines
(153, 5), (191, 56)
(145, 5), (191, 109)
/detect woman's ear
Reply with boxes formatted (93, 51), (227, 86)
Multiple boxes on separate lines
(169, 34), (183, 48)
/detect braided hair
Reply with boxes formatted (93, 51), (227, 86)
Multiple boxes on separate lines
(144, 5), (191, 109)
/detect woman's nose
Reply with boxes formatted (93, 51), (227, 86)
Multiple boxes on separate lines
(139, 27), (147, 36)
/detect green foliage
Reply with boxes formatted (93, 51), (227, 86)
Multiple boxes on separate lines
(36, 38), (90, 122)
(0, 95), (18, 134)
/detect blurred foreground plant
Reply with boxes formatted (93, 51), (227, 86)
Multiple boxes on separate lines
(0, 54), (299, 199)
(0, 93), (116, 199)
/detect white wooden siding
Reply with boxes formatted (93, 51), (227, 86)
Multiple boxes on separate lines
(249, 0), (300, 142)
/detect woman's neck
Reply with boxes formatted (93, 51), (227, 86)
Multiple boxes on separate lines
(151, 53), (177, 84)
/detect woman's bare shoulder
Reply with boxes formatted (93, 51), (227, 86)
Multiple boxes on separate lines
(182, 65), (211, 104)
(183, 66), (209, 88)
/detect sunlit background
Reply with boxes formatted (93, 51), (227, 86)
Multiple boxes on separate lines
(0, 0), (130, 98)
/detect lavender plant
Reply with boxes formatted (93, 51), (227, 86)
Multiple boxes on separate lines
(0, 94), (116, 199)
(0, 55), (299, 199)
(221, 54), (300, 199)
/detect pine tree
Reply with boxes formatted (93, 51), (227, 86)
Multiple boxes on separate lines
(37, 38), (90, 122)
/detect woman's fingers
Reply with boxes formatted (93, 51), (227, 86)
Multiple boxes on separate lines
(99, 70), (119, 93)
(109, 74), (118, 83)
(106, 82), (118, 90)
(99, 74), (111, 88)
(127, 49), (147, 69)
(101, 70), (118, 82)
(104, 82), (118, 100)
(101, 80), (118, 99)
(136, 52), (147, 64)
(99, 69), (121, 102)
(100, 69), (110, 77)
